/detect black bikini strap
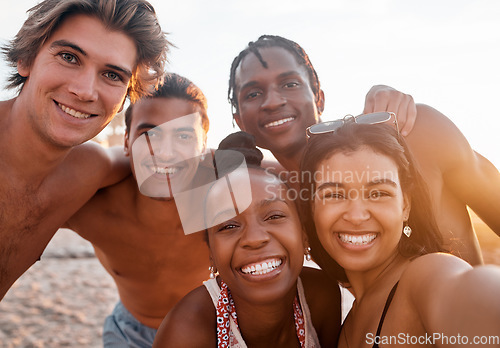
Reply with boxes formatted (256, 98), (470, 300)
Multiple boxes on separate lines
(375, 281), (399, 338)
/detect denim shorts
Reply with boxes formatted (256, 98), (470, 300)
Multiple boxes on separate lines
(103, 301), (157, 348)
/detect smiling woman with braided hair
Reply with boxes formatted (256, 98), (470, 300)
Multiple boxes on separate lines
(153, 131), (341, 348)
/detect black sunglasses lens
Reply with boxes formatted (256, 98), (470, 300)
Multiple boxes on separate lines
(356, 112), (391, 124)
(309, 120), (344, 134)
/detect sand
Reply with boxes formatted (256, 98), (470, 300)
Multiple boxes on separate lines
(0, 229), (118, 348)
(1, 217), (499, 348)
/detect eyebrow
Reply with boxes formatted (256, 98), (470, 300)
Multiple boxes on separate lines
(136, 123), (158, 132)
(208, 196), (289, 227)
(51, 40), (133, 79)
(315, 182), (343, 193)
(316, 178), (398, 192)
(136, 123), (196, 133)
(175, 127), (196, 133)
(239, 70), (303, 92)
(259, 197), (290, 208)
(209, 208), (236, 227)
(367, 178), (398, 187)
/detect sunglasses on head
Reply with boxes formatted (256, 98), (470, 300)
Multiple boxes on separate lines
(306, 112), (398, 138)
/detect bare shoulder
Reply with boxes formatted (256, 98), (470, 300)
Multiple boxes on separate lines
(407, 104), (473, 166)
(402, 253), (472, 285)
(64, 174), (135, 230)
(63, 142), (130, 188)
(399, 253), (500, 334)
(154, 285), (215, 347)
(405, 252), (500, 284)
(67, 141), (109, 162)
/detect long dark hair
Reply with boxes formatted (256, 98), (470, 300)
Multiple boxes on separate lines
(299, 123), (444, 283)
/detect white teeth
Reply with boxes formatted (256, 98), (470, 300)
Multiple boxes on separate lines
(264, 117), (294, 128)
(58, 103), (91, 119)
(241, 258), (282, 275)
(338, 233), (377, 245)
(153, 166), (178, 175)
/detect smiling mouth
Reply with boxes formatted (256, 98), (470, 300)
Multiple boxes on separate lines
(57, 102), (92, 119)
(145, 165), (180, 176)
(338, 233), (377, 245)
(240, 258), (283, 275)
(264, 116), (295, 128)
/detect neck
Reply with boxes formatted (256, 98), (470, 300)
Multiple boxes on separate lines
(346, 253), (409, 300)
(272, 148), (304, 174)
(132, 181), (183, 228)
(231, 285), (300, 347)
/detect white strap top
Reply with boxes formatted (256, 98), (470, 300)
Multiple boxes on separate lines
(203, 277), (321, 347)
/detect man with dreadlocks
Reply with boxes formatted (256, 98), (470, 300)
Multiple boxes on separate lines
(228, 34), (500, 268)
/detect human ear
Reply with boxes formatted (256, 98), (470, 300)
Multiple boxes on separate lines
(123, 131), (130, 157)
(402, 193), (411, 220)
(316, 89), (325, 115)
(17, 60), (30, 77)
(233, 113), (245, 131)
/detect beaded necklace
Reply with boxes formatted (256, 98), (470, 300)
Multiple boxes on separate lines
(216, 279), (306, 347)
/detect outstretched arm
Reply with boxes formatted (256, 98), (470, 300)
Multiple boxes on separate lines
(409, 254), (500, 345)
(448, 150), (500, 234)
(363, 84), (417, 136)
(410, 104), (500, 235)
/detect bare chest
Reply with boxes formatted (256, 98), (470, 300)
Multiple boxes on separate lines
(90, 216), (210, 277)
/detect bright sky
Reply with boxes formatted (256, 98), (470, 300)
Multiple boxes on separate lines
(1, 0), (499, 168)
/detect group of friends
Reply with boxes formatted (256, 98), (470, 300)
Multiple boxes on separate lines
(1, 0), (500, 347)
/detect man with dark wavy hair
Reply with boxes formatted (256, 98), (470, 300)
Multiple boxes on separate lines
(0, 0), (170, 301)
(65, 73), (213, 346)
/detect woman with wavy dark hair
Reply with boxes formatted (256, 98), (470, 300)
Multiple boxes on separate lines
(300, 113), (500, 347)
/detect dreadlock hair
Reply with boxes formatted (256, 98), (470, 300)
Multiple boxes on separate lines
(227, 35), (321, 114)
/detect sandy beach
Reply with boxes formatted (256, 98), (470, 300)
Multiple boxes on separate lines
(1, 216), (499, 348)
(0, 229), (118, 348)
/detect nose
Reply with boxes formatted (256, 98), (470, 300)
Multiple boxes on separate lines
(342, 194), (371, 225)
(260, 86), (286, 111)
(68, 68), (98, 102)
(240, 219), (271, 249)
(148, 134), (178, 163)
